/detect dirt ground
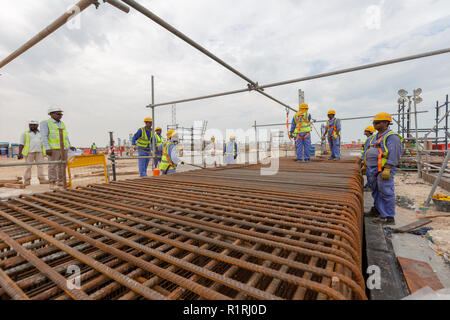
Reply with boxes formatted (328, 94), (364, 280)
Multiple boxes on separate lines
(395, 171), (450, 259)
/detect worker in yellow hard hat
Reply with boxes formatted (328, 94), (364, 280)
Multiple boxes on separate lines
(362, 112), (403, 225)
(289, 102), (313, 162)
(159, 130), (184, 175)
(322, 110), (341, 160)
(131, 117), (154, 177)
(153, 127), (165, 168)
(360, 125), (376, 190)
(223, 136), (238, 165)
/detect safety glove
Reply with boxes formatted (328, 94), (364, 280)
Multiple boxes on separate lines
(381, 167), (391, 180)
(333, 133), (338, 140)
(360, 165), (366, 175)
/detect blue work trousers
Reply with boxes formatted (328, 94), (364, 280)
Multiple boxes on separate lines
(295, 133), (311, 160)
(138, 150), (150, 177)
(367, 166), (396, 218)
(328, 136), (340, 159)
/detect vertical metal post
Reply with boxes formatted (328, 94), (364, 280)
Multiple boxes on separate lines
(109, 131), (116, 181)
(413, 98), (421, 177)
(401, 101), (405, 139)
(58, 128), (67, 189)
(397, 103), (401, 134)
(254, 121), (259, 162)
(191, 126), (194, 164)
(436, 100), (439, 150)
(151, 75), (156, 170)
(446, 94), (449, 151)
(245, 135), (249, 164)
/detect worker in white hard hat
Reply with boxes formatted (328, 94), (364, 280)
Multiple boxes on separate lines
(40, 107), (76, 189)
(18, 120), (49, 186)
(223, 136), (238, 165)
(159, 130), (184, 175)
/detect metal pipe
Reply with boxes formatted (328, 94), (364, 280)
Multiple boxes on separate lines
(58, 128), (67, 188)
(151, 75), (156, 170)
(252, 111), (428, 128)
(150, 48), (450, 108)
(0, 161), (63, 168)
(109, 131), (116, 181)
(0, 0), (96, 70)
(104, 0), (130, 13)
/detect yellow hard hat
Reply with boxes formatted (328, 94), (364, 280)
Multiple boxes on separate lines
(328, 110), (336, 115)
(373, 112), (392, 122)
(144, 117), (152, 122)
(365, 125), (376, 133)
(167, 129), (175, 138)
(299, 103), (308, 111)
(155, 127), (162, 131)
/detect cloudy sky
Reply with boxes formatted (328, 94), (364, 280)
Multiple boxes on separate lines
(1, 0), (449, 147)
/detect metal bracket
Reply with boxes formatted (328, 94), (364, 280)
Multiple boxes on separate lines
(247, 82), (263, 92)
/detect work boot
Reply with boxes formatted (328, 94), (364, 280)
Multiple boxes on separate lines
(49, 183), (59, 190)
(56, 181), (64, 187)
(333, 158), (340, 161)
(372, 217), (395, 225)
(304, 159), (310, 162)
(328, 156), (334, 160)
(365, 207), (380, 217)
(295, 159), (303, 162)
(39, 179), (49, 185)
(23, 180), (31, 186)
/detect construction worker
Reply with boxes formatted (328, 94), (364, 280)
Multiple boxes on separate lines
(91, 142), (97, 154)
(159, 130), (184, 175)
(153, 127), (165, 168)
(290, 103), (312, 162)
(223, 136), (238, 165)
(40, 107), (76, 189)
(360, 125), (376, 189)
(132, 117), (154, 177)
(322, 110), (341, 160)
(362, 113), (403, 225)
(18, 120), (49, 186)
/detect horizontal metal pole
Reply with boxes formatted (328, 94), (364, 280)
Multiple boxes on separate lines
(104, 0), (130, 13)
(151, 47), (450, 108)
(108, 156), (154, 160)
(0, 161), (64, 168)
(253, 111), (428, 127)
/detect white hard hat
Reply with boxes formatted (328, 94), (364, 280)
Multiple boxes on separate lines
(29, 120), (39, 125)
(48, 106), (63, 114)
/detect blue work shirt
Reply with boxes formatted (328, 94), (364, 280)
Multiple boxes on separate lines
(325, 118), (341, 136)
(132, 128), (154, 152)
(40, 118), (72, 150)
(157, 143), (181, 165)
(290, 113), (312, 135)
(365, 130), (403, 168)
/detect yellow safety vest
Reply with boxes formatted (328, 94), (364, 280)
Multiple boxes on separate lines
(155, 134), (164, 147)
(361, 136), (372, 157)
(326, 118), (340, 136)
(364, 130), (404, 171)
(293, 112), (312, 135)
(22, 131), (46, 157)
(136, 128), (153, 149)
(160, 141), (176, 171)
(46, 119), (69, 150)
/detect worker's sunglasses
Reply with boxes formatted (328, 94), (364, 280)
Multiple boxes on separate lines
(54, 113), (63, 116)
(372, 121), (382, 125)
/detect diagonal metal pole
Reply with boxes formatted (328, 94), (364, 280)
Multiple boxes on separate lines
(120, 0), (296, 112)
(151, 47), (450, 108)
(424, 132), (450, 206)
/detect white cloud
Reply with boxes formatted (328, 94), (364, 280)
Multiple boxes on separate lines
(0, 0), (449, 147)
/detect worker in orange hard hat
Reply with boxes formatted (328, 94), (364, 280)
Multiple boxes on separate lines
(289, 103), (313, 162)
(322, 110), (341, 160)
(132, 117), (154, 177)
(362, 113), (403, 225)
(360, 125), (376, 190)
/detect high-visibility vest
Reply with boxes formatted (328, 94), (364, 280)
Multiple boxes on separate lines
(326, 118), (340, 136)
(364, 130), (403, 172)
(46, 119), (69, 150)
(136, 127), (153, 149)
(91, 144), (97, 150)
(226, 142), (237, 156)
(361, 136), (372, 157)
(22, 131), (46, 156)
(160, 141), (176, 171)
(293, 112), (311, 135)
(155, 134), (164, 148)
